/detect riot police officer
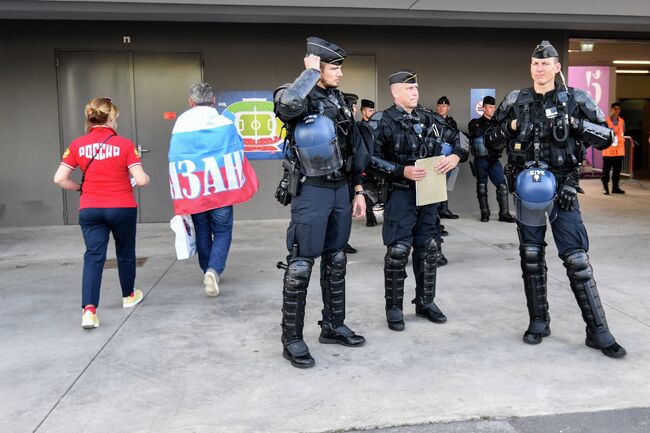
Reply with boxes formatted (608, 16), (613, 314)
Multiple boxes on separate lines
(367, 70), (468, 331)
(435, 96), (462, 220)
(485, 41), (626, 358)
(273, 37), (366, 368)
(468, 95), (515, 223)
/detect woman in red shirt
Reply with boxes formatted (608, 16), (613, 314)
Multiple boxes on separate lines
(54, 97), (150, 329)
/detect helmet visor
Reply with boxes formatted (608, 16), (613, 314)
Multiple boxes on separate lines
(295, 137), (343, 177)
(514, 195), (558, 226)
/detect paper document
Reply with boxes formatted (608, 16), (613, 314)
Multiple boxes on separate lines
(414, 156), (448, 206)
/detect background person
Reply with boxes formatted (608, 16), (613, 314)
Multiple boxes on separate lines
(602, 102), (626, 195)
(54, 97), (150, 329)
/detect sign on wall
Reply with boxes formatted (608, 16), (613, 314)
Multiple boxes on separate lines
(470, 88), (496, 119)
(216, 91), (285, 160)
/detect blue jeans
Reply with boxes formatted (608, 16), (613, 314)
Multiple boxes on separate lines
(191, 206), (233, 274)
(79, 208), (137, 307)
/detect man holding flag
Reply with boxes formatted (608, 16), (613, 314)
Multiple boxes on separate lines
(169, 82), (258, 297)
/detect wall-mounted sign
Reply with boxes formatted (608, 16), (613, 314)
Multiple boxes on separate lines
(470, 88), (496, 119)
(216, 91), (285, 160)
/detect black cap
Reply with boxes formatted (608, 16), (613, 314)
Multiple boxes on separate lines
(361, 99), (375, 109)
(306, 36), (346, 65)
(343, 93), (359, 105)
(388, 69), (417, 85)
(532, 40), (559, 59)
(482, 96), (496, 106)
(437, 96), (450, 105)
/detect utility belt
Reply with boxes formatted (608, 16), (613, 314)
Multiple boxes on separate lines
(303, 170), (348, 188)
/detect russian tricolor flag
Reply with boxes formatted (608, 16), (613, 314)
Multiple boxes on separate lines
(168, 106), (259, 215)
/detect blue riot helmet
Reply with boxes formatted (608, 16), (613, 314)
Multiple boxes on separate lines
(293, 114), (343, 176)
(513, 162), (558, 226)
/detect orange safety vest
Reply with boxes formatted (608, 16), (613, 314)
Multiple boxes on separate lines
(603, 116), (625, 157)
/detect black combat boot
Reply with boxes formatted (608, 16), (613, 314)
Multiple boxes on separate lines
(412, 239), (447, 324)
(520, 244), (551, 344)
(318, 251), (365, 347)
(496, 183), (516, 223)
(281, 257), (315, 368)
(477, 183), (490, 222)
(602, 181), (610, 195)
(438, 200), (459, 219)
(563, 250), (626, 358)
(384, 243), (409, 331)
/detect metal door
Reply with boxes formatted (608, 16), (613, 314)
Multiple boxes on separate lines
(57, 51), (135, 225)
(132, 52), (202, 222)
(56, 51), (202, 224)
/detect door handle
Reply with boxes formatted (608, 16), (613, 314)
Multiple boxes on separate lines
(138, 144), (151, 155)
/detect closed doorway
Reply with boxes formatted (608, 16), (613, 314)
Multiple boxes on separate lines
(56, 50), (203, 224)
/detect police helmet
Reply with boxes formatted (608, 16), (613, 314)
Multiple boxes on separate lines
(293, 114), (343, 177)
(513, 163), (557, 226)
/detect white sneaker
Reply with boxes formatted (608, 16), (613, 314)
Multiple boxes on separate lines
(204, 269), (220, 297)
(82, 309), (99, 329)
(123, 289), (144, 308)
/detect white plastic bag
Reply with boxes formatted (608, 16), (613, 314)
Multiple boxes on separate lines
(170, 215), (197, 260)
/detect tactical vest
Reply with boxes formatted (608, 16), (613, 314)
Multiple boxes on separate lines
(506, 87), (581, 175)
(383, 107), (450, 166)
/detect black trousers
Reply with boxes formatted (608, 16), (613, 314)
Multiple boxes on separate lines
(601, 156), (624, 187)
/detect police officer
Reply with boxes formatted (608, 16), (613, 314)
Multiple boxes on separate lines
(367, 70), (468, 331)
(485, 41), (626, 358)
(357, 98), (382, 227)
(274, 37), (366, 368)
(435, 96), (462, 220)
(468, 96), (515, 222)
(360, 99), (376, 122)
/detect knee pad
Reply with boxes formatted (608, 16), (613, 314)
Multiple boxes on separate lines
(520, 244), (545, 274)
(563, 250), (593, 281)
(386, 242), (410, 269)
(286, 257), (313, 289)
(323, 250), (346, 270)
(477, 183), (488, 195)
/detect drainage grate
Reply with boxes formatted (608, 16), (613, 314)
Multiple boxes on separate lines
(494, 243), (519, 250)
(104, 256), (148, 269)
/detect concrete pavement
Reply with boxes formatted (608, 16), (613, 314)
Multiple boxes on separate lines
(1, 178), (649, 433)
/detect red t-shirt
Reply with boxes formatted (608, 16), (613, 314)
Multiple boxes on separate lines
(61, 126), (142, 209)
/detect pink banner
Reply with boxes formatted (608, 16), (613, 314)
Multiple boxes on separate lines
(568, 66), (611, 170)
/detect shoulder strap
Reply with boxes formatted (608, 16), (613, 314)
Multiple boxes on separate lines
(79, 133), (116, 194)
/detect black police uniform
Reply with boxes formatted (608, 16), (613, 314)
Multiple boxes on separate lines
(367, 70), (468, 331)
(485, 41), (626, 358)
(468, 97), (515, 223)
(436, 96), (462, 221)
(273, 37), (365, 368)
(358, 99), (381, 227)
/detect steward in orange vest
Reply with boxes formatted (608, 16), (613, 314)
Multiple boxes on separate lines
(601, 102), (626, 194)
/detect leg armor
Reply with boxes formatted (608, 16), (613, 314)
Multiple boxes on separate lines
(412, 238), (447, 324)
(319, 250), (365, 347)
(563, 250), (626, 358)
(477, 183), (490, 222)
(281, 256), (315, 368)
(384, 242), (409, 331)
(496, 183), (515, 223)
(520, 244), (551, 344)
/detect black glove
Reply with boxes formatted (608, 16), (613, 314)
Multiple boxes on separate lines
(274, 171), (291, 206)
(558, 183), (577, 211)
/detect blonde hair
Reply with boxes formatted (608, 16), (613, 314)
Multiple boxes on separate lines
(84, 97), (119, 131)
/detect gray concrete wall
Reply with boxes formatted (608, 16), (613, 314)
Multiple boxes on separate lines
(0, 20), (566, 226)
